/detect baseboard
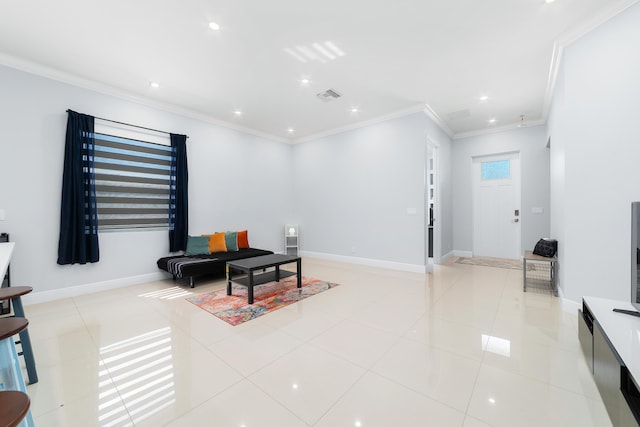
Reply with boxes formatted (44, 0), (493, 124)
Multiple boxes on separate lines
(557, 286), (580, 314)
(440, 251), (455, 263)
(451, 250), (473, 258)
(300, 251), (426, 273)
(22, 272), (169, 305)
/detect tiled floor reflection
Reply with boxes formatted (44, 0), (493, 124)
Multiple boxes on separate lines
(24, 257), (611, 426)
(98, 327), (176, 425)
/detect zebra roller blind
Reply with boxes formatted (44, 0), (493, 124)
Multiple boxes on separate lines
(94, 133), (172, 230)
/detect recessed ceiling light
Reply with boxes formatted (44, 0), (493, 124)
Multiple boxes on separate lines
(300, 78), (311, 86)
(545, 0), (555, 3)
(350, 107), (359, 113)
(149, 81), (160, 88)
(488, 118), (497, 124)
(287, 128), (295, 133)
(208, 22), (220, 30)
(479, 95), (489, 101)
(234, 110), (242, 116)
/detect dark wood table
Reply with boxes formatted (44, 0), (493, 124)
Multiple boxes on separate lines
(227, 254), (302, 304)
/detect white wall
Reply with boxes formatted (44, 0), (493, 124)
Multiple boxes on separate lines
(291, 112), (453, 269)
(548, 60), (568, 301)
(547, 2), (640, 303)
(452, 125), (551, 256)
(0, 64), (292, 297)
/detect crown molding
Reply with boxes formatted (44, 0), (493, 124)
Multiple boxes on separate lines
(557, 0), (639, 47)
(453, 119), (546, 140)
(423, 103), (454, 139)
(292, 104), (427, 143)
(542, 0), (639, 120)
(0, 53), (289, 144)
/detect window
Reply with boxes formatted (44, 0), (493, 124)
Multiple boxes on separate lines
(481, 159), (510, 180)
(94, 133), (172, 230)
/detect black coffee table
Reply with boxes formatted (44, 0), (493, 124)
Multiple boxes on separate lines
(226, 254), (302, 304)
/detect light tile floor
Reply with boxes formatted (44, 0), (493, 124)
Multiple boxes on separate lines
(19, 257), (610, 426)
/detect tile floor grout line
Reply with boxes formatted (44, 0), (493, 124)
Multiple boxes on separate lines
(244, 374), (313, 426)
(365, 367), (468, 418)
(70, 295), (137, 426)
(310, 366), (370, 426)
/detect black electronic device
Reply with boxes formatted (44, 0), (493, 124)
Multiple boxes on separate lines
(617, 203), (640, 317)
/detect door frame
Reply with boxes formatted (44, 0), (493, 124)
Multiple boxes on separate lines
(425, 137), (441, 272)
(471, 151), (521, 259)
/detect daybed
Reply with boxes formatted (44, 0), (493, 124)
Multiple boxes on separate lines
(156, 230), (273, 288)
(157, 248), (273, 288)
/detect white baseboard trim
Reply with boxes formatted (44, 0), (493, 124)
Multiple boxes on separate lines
(440, 251), (455, 263)
(300, 251), (426, 274)
(451, 250), (473, 258)
(557, 286), (581, 314)
(22, 272), (169, 305)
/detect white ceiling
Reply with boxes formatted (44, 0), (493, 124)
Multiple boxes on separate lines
(0, 0), (634, 141)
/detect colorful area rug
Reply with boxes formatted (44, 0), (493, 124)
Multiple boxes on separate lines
(186, 276), (339, 326)
(455, 256), (522, 270)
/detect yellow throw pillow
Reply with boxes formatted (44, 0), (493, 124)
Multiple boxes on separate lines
(207, 233), (228, 253)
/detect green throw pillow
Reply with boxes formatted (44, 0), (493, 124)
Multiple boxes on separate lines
(225, 231), (238, 251)
(185, 236), (210, 255)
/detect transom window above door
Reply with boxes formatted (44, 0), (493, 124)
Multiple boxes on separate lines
(481, 159), (510, 180)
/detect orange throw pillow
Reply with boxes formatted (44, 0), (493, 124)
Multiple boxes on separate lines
(237, 230), (250, 249)
(208, 232), (228, 253)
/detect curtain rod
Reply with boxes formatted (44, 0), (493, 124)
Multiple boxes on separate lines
(66, 109), (188, 139)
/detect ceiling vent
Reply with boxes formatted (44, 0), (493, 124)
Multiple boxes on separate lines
(316, 89), (342, 102)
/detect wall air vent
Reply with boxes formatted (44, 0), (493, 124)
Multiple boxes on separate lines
(316, 89), (342, 102)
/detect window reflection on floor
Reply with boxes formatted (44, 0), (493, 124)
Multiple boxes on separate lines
(481, 334), (511, 358)
(98, 327), (175, 426)
(138, 286), (193, 300)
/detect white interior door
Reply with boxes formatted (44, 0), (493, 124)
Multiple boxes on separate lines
(472, 153), (521, 259)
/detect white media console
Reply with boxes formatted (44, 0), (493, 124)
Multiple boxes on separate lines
(579, 297), (640, 426)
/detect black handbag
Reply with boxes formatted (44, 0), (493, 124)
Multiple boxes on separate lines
(533, 238), (557, 257)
